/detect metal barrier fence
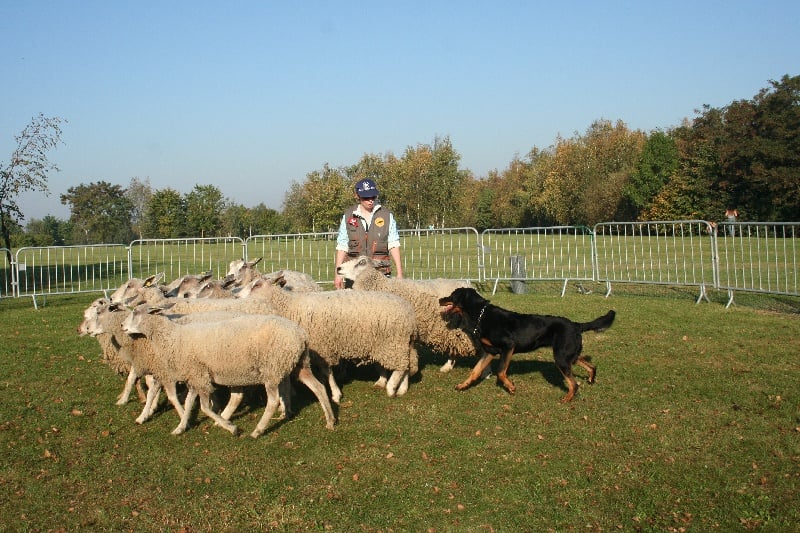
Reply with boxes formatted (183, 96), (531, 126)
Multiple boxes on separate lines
(245, 233), (337, 285)
(2, 221), (798, 307)
(244, 228), (481, 286)
(481, 226), (595, 295)
(593, 221), (716, 302)
(399, 227), (481, 281)
(715, 222), (799, 306)
(1, 249), (13, 299)
(128, 237), (246, 281)
(15, 244), (130, 308)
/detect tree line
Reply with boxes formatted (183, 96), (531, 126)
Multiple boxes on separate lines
(3, 74), (798, 249)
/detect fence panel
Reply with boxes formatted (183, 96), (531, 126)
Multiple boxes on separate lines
(15, 244), (130, 306)
(715, 222), (799, 302)
(481, 226), (595, 292)
(399, 227), (481, 281)
(593, 221), (716, 299)
(245, 233), (337, 285)
(1, 249), (13, 299)
(128, 237), (246, 282)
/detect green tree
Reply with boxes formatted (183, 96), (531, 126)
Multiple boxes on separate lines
(282, 165), (349, 232)
(125, 177), (153, 239)
(60, 181), (134, 244)
(185, 184), (225, 237)
(538, 120), (644, 225)
(474, 187), (495, 231)
(386, 136), (464, 229)
(0, 114), (65, 258)
(143, 188), (186, 238)
(622, 130), (679, 220)
(718, 74), (800, 220)
(24, 215), (68, 246)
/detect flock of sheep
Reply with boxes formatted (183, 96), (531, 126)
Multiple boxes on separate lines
(78, 257), (478, 438)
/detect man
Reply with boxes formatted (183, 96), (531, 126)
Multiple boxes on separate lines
(334, 178), (403, 289)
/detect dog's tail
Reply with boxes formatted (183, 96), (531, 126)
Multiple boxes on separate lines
(579, 310), (616, 333)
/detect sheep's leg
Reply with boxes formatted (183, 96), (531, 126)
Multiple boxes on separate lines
(172, 388), (197, 435)
(219, 388), (245, 421)
(117, 367), (139, 405)
(197, 393), (239, 436)
(295, 367), (336, 430)
(395, 372), (410, 396)
(439, 359), (456, 373)
(134, 379), (148, 402)
(315, 361), (342, 404)
(251, 383), (281, 438)
(162, 381), (185, 418)
(385, 370), (407, 397)
(374, 368), (389, 389)
(278, 377), (292, 419)
(135, 376), (162, 424)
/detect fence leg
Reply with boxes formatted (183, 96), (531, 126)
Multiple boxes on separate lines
(604, 281), (612, 298)
(509, 255), (527, 294)
(492, 278), (500, 295)
(696, 284), (710, 304)
(560, 279), (568, 297)
(725, 289), (735, 309)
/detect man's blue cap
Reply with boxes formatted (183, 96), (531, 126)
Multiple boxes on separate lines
(355, 179), (379, 198)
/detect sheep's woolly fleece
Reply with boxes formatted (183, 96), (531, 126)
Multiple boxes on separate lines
(238, 278), (418, 373)
(228, 258), (320, 292)
(336, 256), (479, 362)
(122, 304), (335, 436)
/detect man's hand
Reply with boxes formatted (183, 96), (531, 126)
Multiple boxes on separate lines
(334, 274), (344, 289)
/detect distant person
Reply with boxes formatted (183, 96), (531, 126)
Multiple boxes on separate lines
(333, 178), (403, 289)
(725, 207), (739, 236)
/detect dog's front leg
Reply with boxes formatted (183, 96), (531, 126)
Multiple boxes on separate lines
(496, 348), (516, 394)
(455, 353), (496, 391)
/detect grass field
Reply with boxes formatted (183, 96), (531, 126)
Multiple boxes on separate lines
(1, 284), (799, 531)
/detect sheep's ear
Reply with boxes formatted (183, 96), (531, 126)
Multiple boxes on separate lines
(153, 272), (165, 284)
(221, 275), (236, 289)
(150, 302), (174, 315)
(199, 270), (213, 281)
(143, 274), (157, 287)
(374, 260), (391, 270)
(271, 272), (287, 287)
(248, 257), (263, 268)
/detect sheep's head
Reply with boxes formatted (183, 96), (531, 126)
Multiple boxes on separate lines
(236, 277), (276, 298)
(337, 256), (389, 281)
(227, 257), (263, 285)
(121, 303), (171, 334)
(109, 272), (164, 304)
(79, 300), (128, 337)
(78, 297), (108, 336)
(164, 271), (213, 298)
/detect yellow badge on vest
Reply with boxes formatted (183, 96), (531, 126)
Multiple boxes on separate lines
(375, 217), (385, 227)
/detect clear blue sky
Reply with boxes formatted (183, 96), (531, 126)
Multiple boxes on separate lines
(2, 1), (798, 221)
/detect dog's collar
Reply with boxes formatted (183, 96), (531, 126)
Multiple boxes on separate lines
(472, 304), (488, 336)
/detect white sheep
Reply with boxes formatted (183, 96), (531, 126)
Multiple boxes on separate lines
(84, 294), (286, 423)
(336, 256), (481, 374)
(194, 277), (238, 299)
(163, 270), (214, 298)
(236, 275), (419, 399)
(81, 299), (186, 422)
(228, 257), (321, 292)
(79, 297), (150, 404)
(109, 273), (166, 304)
(121, 303), (336, 437)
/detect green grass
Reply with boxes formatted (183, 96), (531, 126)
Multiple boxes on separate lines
(1, 286), (799, 531)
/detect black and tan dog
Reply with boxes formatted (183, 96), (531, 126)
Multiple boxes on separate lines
(439, 287), (615, 402)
